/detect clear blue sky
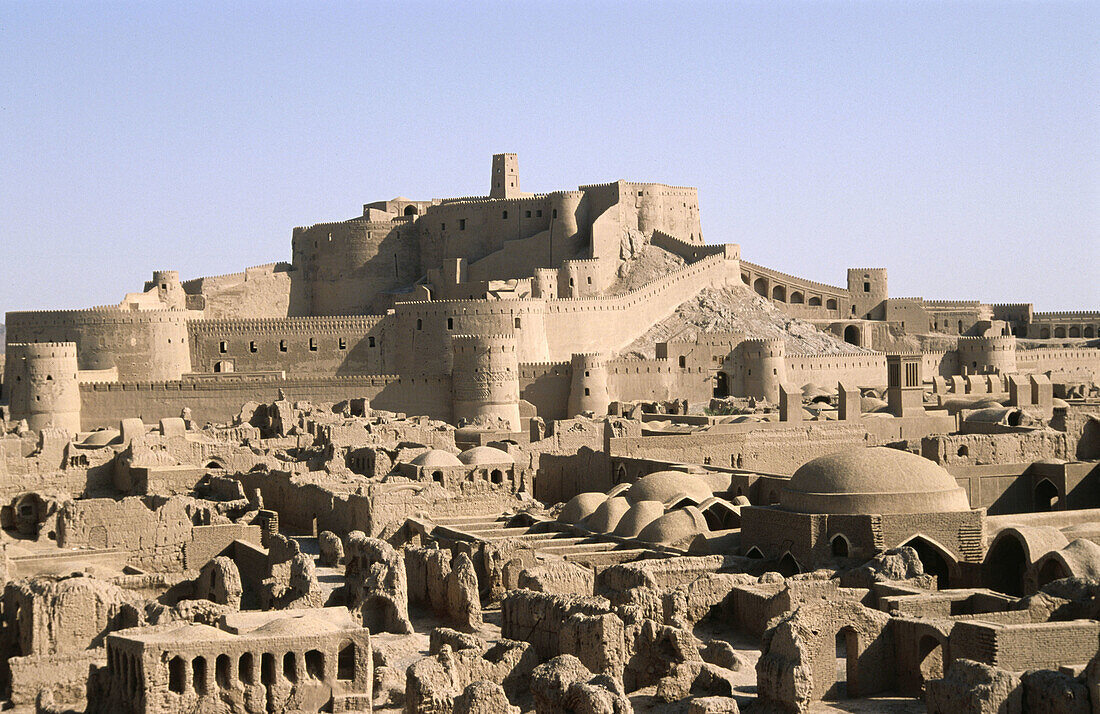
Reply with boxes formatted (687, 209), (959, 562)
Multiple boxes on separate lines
(1, 1), (1096, 315)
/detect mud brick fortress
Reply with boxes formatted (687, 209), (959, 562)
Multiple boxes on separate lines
(0, 154), (1097, 714)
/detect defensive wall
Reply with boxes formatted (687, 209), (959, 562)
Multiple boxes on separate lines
(72, 373), (459, 430)
(187, 315), (385, 376)
(181, 262), (301, 319)
(1027, 312), (1100, 339)
(5, 308), (195, 381)
(1014, 348), (1100, 382)
(291, 218), (422, 316)
(738, 260), (850, 318)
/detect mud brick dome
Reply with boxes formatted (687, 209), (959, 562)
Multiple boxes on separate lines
(780, 447), (971, 515)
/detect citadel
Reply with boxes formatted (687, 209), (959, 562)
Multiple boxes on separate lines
(0, 154), (1097, 714)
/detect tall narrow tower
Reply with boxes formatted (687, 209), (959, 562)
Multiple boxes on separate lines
(490, 153), (521, 199)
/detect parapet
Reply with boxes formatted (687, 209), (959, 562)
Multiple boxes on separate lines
(6, 342), (78, 360)
(741, 338), (786, 359)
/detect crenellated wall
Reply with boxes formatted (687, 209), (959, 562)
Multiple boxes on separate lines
(6, 308), (195, 381)
(187, 315), (385, 375)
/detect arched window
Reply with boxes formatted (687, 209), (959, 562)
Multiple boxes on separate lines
(337, 643), (356, 681)
(902, 537), (953, 589)
(192, 656), (207, 694)
(831, 534), (850, 557)
(826, 298), (837, 310)
(216, 654), (231, 689)
(490, 469), (504, 484)
(754, 278), (768, 297)
(305, 650), (324, 679)
(261, 653), (275, 685)
(1035, 479), (1059, 511)
(168, 656), (186, 694)
(238, 652), (254, 685)
(772, 285), (786, 302)
(404, 204), (418, 216)
(283, 652), (297, 682)
(843, 326), (861, 346)
(790, 291), (804, 304)
(432, 470), (444, 484)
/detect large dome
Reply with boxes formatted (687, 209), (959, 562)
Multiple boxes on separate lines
(781, 447), (970, 514)
(624, 471), (712, 506)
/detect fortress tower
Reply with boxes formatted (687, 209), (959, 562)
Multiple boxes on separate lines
(568, 353), (610, 417)
(740, 338), (787, 404)
(958, 335), (1017, 375)
(5, 342), (81, 434)
(144, 270), (187, 310)
(848, 268), (888, 320)
(451, 334), (521, 430)
(490, 153), (521, 199)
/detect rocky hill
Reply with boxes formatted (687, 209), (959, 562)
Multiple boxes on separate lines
(621, 284), (872, 359)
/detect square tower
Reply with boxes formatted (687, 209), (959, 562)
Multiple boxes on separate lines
(491, 153), (520, 199)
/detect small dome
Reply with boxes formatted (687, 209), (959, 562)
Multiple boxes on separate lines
(613, 500), (666, 538)
(82, 429), (121, 446)
(625, 471), (712, 506)
(781, 447), (970, 515)
(458, 446), (514, 466)
(636, 506), (709, 546)
(409, 449), (463, 467)
(558, 493), (607, 525)
(585, 497), (631, 534)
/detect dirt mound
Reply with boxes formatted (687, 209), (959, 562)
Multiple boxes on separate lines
(622, 285), (872, 359)
(605, 231), (686, 295)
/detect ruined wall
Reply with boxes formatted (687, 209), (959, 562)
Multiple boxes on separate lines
(950, 620), (1100, 671)
(55, 496), (200, 571)
(182, 262), (301, 319)
(77, 373), (404, 429)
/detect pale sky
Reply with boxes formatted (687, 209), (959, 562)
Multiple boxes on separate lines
(1, 1), (1096, 315)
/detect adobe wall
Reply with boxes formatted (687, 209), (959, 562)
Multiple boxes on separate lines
(55, 495), (199, 571)
(77, 374), (403, 430)
(1014, 348), (1100, 382)
(1026, 311), (1100, 339)
(950, 620), (1100, 671)
(182, 262), (302, 319)
(783, 353), (887, 390)
(6, 308), (195, 381)
(292, 218), (421, 315)
(921, 431), (1069, 467)
(738, 260), (850, 316)
(519, 362), (572, 422)
(609, 422), (873, 475)
(188, 315), (385, 375)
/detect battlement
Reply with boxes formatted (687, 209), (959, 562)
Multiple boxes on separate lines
(1032, 311), (1100, 320)
(7, 342), (78, 358)
(189, 315), (383, 334)
(6, 308), (195, 325)
(739, 261), (847, 295)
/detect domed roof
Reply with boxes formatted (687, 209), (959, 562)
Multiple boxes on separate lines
(613, 500), (666, 538)
(558, 492), (607, 525)
(781, 447), (970, 515)
(585, 496), (631, 534)
(458, 446), (514, 466)
(624, 471), (712, 506)
(636, 506), (709, 546)
(409, 449), (463, 467)
(82, 429), (121, 446)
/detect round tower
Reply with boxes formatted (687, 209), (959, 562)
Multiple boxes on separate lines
(548, 191), (587, 266)
(149, 270), (186, 310)
(532, 268), (558, 299)
(958, 335), (1017, 375)
(5, 342), (81, 434)
(568, 353), (610, 417)
(451, 334), (520, 430)
(740, 338), (786, 404)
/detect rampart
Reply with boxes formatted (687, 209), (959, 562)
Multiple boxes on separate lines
(6, 308), (194, 381)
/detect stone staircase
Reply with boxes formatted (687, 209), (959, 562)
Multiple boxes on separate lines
(430, 513), (668, 570)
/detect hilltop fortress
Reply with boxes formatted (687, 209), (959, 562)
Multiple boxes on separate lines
(3, 154), (1098, 433)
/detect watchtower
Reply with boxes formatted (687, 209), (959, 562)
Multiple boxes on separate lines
(848, 268), (888, 320)
(957, 335), (1017, 375)
(740, 338), (786, 404)
(490, 153), (521, 199)
(568, 353), (610, 417)
(5, 342), (81, 434)
(451, 334), (520, 430)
